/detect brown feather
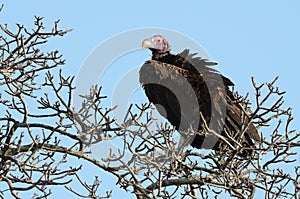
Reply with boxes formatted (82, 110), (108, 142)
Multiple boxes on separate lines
(139, 49), (259, 156)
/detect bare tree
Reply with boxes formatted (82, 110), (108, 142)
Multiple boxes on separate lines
(0, 11), (299, 199)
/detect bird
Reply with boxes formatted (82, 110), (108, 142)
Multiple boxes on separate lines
(139, 35), (260, 156)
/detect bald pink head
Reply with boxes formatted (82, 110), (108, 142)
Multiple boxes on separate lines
(142, 35), (170, 53)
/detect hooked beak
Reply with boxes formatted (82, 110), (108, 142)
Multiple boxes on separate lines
(142, 39), (152, 49)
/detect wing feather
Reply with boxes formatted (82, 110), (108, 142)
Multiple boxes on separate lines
(139, 50), (259, 155)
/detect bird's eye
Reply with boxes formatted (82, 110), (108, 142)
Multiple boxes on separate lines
(157, 39), (161, 42)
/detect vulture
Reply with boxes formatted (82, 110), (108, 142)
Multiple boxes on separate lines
(139, 35), (260, 155)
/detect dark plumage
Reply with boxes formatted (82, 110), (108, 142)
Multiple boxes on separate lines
(139, 35), (259, 155)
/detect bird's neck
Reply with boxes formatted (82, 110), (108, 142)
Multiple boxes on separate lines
(152, 51), (170, 60)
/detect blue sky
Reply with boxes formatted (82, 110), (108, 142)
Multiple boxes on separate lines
(1, 1), (300, 198)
